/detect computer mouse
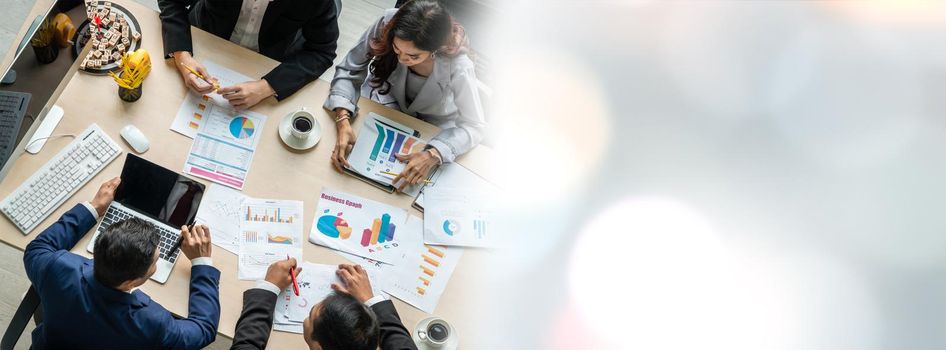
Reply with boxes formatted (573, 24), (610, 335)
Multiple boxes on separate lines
(120, 124), (149, 153)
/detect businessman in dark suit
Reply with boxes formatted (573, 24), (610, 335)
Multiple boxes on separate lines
(157, 0), (339, 109)
(231, 261), (417, 350)
(23, 177), (221, 350)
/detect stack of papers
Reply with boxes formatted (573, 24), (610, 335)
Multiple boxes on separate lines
(274, 262), (386, 333)
(193, 184), (303, 280)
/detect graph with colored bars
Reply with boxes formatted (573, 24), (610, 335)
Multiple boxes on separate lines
(244, 230), (294, 245)
(416, 245), (447, 296)
(189, 96), (210, 129)
(360, 213), (396, 247)
(366, 122), (424, 174)
(246, 206), (294, 224)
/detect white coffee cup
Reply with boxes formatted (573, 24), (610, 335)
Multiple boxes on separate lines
(289, 107), (317, 140)
(417, 318), (453, 348)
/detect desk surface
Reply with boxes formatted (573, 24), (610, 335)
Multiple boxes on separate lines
(0, 1), (494, 348)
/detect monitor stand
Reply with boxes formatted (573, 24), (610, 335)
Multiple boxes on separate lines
(25, 105), (64, 154)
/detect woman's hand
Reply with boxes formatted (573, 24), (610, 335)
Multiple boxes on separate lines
(172, 51), (217, 94)
(332, 112), (356, 172)
(218, 79), (275, 110)
(393, 148), (440, 192)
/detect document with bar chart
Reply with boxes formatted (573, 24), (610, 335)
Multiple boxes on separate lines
(333, 216), (464, 313)
(238, 198), (304, 280)
(308, 188), (408, 264)
(344, 112), (426, 193)
(423, 186), (495, 247)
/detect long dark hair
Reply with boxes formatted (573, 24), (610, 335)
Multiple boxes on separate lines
(368, 0), (470, 95)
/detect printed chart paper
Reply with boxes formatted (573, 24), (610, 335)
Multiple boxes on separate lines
(183, 105), (266, 190)
(274, 262), (385, 332)
(170, 60), (254, 138)
(338, 216), (463, 313)
(347, 113), (425, 186)
(423, 186), (495, 247)
(308, 188), (408, 264)
(194, 184), (245, 254)
(238, 198), (304, 280)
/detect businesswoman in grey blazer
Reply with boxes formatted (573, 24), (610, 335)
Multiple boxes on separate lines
(324, 0), (487, 191)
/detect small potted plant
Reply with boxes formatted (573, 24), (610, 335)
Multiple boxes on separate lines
(110, 49), (151, 102)
(30, 18), (59, 64)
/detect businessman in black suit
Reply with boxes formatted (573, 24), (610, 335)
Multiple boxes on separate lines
(157, 0), (339, 109)
(231, 260), (417, 350)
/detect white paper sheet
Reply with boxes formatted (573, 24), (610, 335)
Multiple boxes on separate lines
(194, 184), (246, 255)
(337, 216), (463, 314)
(414, 162), (496, 210)
(274, 262), (385, 331)
(238, 198), (304, 280)
(346, 113), (426, 191)
(422, 186), (495, 248)
(308, 188), (408, 264)
(183, 105), (266, 190)
(170, 60), (255, 138)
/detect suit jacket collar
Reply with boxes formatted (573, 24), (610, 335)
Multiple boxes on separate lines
(82, 264), (150, 307)
(403, 58), (451, 114)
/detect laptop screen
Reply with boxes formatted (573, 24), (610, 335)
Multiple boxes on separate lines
(114, 154), (205, 229)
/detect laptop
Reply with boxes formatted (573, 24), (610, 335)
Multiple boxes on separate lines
(86, 154), (205, 284)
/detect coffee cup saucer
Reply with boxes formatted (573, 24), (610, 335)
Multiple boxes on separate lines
(279, 113), (320, 150)
(413, 317), (459, 350)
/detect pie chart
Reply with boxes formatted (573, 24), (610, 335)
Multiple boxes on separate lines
(442, 219), (460, 236)
(317, 213), (353, 239)
(229, 116), (255, 139)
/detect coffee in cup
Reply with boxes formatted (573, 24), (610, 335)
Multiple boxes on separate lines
(289, 108), (316, 140)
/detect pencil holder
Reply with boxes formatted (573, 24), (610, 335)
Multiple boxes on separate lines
(118, 78), (142, 102)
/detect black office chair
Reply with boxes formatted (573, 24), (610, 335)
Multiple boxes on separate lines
(1, 286), (42, 350)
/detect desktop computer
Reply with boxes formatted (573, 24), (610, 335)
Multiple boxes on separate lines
(0, 0), (92, 183)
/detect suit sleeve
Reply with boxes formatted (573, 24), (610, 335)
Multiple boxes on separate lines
(323, 14), (387, 116)
(158, 0), (198, 58)
(161, 265), (222, 350)
(262, 1), (339, 100)
(23, 204), (97, 289)
(427, 62), (488, 163)
(229, 289), (279, 350)
(371, 300), (418, 350)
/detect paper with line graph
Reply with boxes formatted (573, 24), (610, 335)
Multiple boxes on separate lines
(308, 188), (408, 264)
(238, 198), (304, 280)
(194, 184), (246, 254)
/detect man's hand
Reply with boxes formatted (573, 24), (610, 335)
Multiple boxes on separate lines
(265, 258), (303, 290)
(90, 177), (120, 217)
(172, 51), (218, 94)
(331, 264), (374, 303)
(218, 79), (275, 110)
(180, 224), (212, 260)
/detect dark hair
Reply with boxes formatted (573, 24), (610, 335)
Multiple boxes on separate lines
(93, 218), (160, 288)
(311, 292), (380, 350)
(368, 0), (470, 95)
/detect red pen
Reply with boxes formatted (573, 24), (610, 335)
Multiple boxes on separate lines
(288, 255), (300, 296)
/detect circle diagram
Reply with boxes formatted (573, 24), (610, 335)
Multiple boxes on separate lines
(229, 116), (255, 139)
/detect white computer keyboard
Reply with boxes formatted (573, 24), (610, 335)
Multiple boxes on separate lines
(0, 124), (122, 234)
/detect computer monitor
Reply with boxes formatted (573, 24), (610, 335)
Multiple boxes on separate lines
(0, 0), (90, 183)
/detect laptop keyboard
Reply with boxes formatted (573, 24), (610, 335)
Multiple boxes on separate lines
(96, 206), (182, 262)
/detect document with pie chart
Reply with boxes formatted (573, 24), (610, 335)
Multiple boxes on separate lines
(183, 104), (266, 190)
(308, 188), (408, 264)
(423, 186), (495, 247)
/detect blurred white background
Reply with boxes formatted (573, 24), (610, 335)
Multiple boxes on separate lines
(476, 1), (946, 349)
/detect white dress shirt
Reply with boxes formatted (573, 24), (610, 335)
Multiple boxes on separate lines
(230, 0), (273, 52)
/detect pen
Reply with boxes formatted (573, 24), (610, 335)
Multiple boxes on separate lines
(179, 62), (220, 91)
(169, 223), (194, 257)
(288, 255), (300, 296)
(380, 171), (434, 184)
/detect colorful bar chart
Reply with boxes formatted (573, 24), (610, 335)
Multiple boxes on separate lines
(359, 213), (397, 247)
(246, 206), (294, 223)
(415, 245), (448, 296)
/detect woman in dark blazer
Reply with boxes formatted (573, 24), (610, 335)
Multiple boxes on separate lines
(158, 0), (339, 109)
